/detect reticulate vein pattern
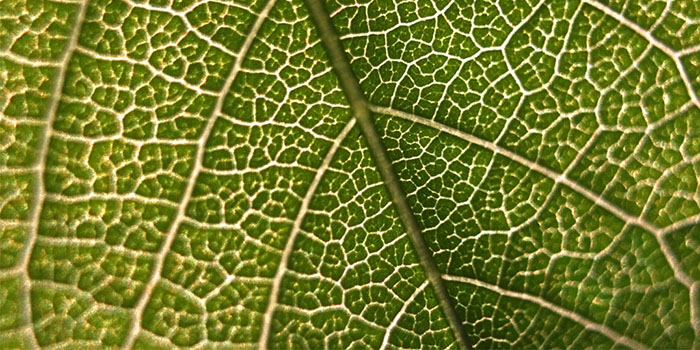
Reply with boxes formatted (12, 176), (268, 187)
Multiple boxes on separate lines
(1, 0), (699, 349)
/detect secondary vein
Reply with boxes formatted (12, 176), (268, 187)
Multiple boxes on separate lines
(120, 0), (278, 347)
(302, 1), (471, 349)
(443, 275), (649, 350)
(258, 118), (356, 350)
(19, 0), (91, 348)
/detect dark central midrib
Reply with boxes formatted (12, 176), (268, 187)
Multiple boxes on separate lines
(302, 1), (471, 349)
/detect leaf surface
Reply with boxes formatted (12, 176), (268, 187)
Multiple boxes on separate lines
(0, 0), (699, 349)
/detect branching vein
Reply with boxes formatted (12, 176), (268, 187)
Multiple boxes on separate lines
(120, 0), (278, 347)
(258, 118), (356, 350)
(303, 0), (471, 349)
(583, 0), (700, 108)
(443, 275), (649, 350)
(18, 0), (90, 347)
(372, 104), (695, 290)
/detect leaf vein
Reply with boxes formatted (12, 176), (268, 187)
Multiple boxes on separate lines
(120, 0), (279, 347)
(18, 0), (91, 347)
(372, 104), (695, 290)
(303, 1), (471, 349)
(442, 274), (649, 350)
(583, 0), (700, 108)
(258, 118), (356, 350)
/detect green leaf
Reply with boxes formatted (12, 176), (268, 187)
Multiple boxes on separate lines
(0, 0), (699, 348)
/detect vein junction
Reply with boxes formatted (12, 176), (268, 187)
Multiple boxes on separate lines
(1, 0), (699, 349)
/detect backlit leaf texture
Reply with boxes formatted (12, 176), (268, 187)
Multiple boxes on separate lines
(0, 0), (698, 349)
